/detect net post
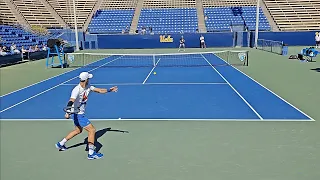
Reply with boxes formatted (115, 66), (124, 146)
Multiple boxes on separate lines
(246, 51), (249, 66)
(227, 50), (230, 64)
(153, 55), (156, 67)
(84, 53), (86, 66)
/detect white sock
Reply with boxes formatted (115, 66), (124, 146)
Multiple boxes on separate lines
(88, 144), (94, 155)
(59, 138), (67, 145)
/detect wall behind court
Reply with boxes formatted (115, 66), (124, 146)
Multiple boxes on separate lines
(97, 33), (234, 49)
(250, 31), (318, 46)
(89, 31), (318, 49)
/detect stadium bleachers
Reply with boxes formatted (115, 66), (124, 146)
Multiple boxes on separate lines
(47, 0), (97, 28)
(0, 25), (48, 50)
(87, 0), (137, 34)
(138, 8), (198, 34)
(204, 6), (271, 32)
(264, 0), (320, 31)
(13, 0), (64, 28)
(137, 0), (198, 33)
(88, 9), (135, 34)
(0, 1), (17, 25)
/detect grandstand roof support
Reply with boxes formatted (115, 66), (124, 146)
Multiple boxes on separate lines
(39, 0), (68, 27)
(83, 0), (104, 32)
(4, 0), (30, 29)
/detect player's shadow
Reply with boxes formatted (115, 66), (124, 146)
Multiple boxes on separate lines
(310, 68), (320, 72)
(67, 127), (129, 152)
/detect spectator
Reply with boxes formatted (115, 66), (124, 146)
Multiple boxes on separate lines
(34, 45), (39, 51)
(21, 46), (27, 53)
(42, 44), (48, 51)
(10, 43), (20, 54)
(204, 15), (208, 21)
(2, 46), (10, 53)
(28, 46), (35, 52)
(141, 26), (146, 35)
(149, 26), (153, 34)
(0, 46), (7, 56)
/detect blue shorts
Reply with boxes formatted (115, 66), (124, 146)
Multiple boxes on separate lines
(73, 114), (91, 127)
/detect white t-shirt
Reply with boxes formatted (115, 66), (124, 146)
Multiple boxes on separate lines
(70, 84), (95, 114)
(200, 36), (205, 43)
(315, 35), (320, 41)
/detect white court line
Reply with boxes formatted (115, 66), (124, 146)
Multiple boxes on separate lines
(0, 56), (124, 113)
(201, 54), (264, 120)
(142, 58), (161, 84)
(0, 118), (314, 122)
(214, 55), (315, 121)
(61, 82), (228, 86)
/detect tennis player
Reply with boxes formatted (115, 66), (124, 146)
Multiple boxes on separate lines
(55, 71), (118, 160)
(178, 36), (185, 52)
(315, 32), (320, 48)
(200, 35), (206, 48)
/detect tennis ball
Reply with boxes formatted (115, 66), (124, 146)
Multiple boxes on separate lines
(153, 72), (157, 75)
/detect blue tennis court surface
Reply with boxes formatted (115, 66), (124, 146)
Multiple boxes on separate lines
(0, 53), (313, 121)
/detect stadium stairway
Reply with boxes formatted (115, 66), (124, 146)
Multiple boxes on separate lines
(260, 0), (279, 31)
(129, 0), (143, 34)
(83, 0), (104, 32)
(196, 0), (207, 33)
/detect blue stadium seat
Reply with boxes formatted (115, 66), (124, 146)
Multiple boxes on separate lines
(204, 6), (271, 32)
(88, 9), (135, 34)
(137, 8), (198, 34)
(0, 25), (49, 50)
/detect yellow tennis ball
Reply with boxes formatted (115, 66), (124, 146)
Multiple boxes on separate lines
(153, 72), (157, 75)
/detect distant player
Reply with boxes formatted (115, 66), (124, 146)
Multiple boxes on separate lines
(200, 35), (206, 48)
(55, 72), (118, 160)
(315, 32), (320, 48)
(179, 36), (185, 52)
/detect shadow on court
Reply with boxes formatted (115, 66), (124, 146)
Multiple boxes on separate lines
(310, 68), (320, 72)
(67, 127), (129, 152)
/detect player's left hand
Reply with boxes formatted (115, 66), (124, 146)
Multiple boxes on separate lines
(110, 86), (118, 92)
(65, 113), (70, 119)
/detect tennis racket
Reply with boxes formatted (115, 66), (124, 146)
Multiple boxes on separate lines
(63, 106), (80, 114)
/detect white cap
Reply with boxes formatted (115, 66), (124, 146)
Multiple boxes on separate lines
(79, 72), (93, 81)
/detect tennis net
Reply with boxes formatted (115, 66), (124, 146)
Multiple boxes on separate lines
(64, 50), (249, 68)
(257, 39), (283, 55)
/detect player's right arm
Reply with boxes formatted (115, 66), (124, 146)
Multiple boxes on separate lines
(65, 87), (78, 119)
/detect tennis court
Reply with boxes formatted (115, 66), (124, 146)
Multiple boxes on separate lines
(0, 50), (312, 120)
(1, 47), (319, 180)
